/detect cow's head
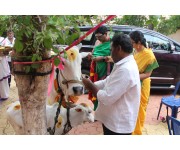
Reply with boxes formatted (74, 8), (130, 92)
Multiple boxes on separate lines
(57, 44), (89, 97)
(70, 103), (94, 126)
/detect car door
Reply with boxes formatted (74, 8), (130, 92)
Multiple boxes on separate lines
(144, 33), (180, 86)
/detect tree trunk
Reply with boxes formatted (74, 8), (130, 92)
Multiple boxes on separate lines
(14, 61), (51, 135)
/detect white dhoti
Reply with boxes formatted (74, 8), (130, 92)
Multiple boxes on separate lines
(0, 56), (10, 100)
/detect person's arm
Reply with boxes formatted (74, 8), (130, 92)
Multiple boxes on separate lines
(87, 52), (93, 60)
(97, 68), (132, 106)
(87, 40), (102, 60)
(104, 56), (114, 63)
(82, 78), (99, 97)
(92, 56), (114, 63)
(140, 71), (152, 80)
(140, 58), (159, 80)
(94, 76), (108, 89)
(92, 56), (105, 62)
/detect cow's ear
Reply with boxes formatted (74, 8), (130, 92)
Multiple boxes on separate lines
(14, 104), (21, 110)
(76, 43), (82, 50)
(80, 52), (89, 58)
(75, 108), (82, 112)
(80, 103), (88, 107)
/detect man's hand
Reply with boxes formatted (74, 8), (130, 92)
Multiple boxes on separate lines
(105, 56), (114, 63)
(82, 77), (99, 97)
(87, 52), (92, 60)
(82, 77), (93, 91)
(92, 56), (104, 62)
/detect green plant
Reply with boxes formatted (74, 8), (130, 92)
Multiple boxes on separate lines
(10, 16), (94, 60)
(114, 15), (147, 27)
(157, 15), (180, 35)
(0, 15), (97, 72)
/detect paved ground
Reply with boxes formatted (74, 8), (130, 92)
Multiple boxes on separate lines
(0, 76), (179, 135)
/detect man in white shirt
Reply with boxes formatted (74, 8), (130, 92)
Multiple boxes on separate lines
(0, 35), (10, 101)
(1, 30), (15, 87)
(82, 34), (141, 135)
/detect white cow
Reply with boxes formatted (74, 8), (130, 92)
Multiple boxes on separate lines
(48, 44), (89, 105)
(6, 101), (94, 135)
(7, 44), (92, 134)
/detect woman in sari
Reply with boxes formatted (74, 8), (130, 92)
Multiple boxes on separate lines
(129, 31), (159, 135)
(88, 26), (113, 110)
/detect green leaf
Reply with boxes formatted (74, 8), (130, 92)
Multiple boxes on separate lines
(64, 51), (67, 59)
(44, 38), (53, 49)
(57, 36), (65, 44)
(14, 40), (23, 52)
(25, 66), (30, 73)
(17, 17), (23, 24)
(53, 48), (59, 54)
(32, 54), (38, 62)
(54, 57), (60, 66)
(24, 16), (31, 25)
(37, 55), (42, 61)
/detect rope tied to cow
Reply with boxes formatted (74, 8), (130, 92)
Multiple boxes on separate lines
(62, 104), (72, 135)
(47, 68), (72, 135)
(59, 69), (83, 89)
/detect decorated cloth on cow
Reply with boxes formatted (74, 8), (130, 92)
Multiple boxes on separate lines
(53, 79), (79, 107)
(88, 40), (112, 110)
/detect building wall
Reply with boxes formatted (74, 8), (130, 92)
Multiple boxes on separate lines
(168, 29), (180, 43)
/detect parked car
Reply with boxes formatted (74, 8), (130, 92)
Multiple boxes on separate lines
(79, 25), (180, 90)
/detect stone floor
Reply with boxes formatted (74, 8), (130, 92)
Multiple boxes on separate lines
(0, 76), (179, 135)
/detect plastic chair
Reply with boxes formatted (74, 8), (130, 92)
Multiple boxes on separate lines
(166, 116), (180, 135)
(157, 81), (180, 120)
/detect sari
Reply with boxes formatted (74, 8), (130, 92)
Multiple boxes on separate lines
(88, 41), (112, 110)
(133, 48), (159, 135)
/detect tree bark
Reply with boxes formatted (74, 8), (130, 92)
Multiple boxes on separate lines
(14, 61), (51, 135)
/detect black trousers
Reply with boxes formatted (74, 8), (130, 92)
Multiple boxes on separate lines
(102, 124), (132, 135)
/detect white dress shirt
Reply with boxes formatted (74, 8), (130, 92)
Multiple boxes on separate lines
(1, 37), (15, 62)
(0, 37), (4, 45)
(95, 55), (141, 133)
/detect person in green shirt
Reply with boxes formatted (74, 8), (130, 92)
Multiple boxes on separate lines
(87, 26), (113, 110)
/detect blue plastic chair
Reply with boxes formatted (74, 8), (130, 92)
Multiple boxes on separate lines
(166, 116), (180, 135)
(157, 81), (180, 120)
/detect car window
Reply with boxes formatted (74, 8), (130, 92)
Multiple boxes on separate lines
(174, 43), (180, 52)
(109, 31), (130, 38)
(80, 31), (94, 45)
(144, 34), (169, 51)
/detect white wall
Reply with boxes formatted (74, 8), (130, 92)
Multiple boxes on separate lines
(168, 29), (180, 43)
